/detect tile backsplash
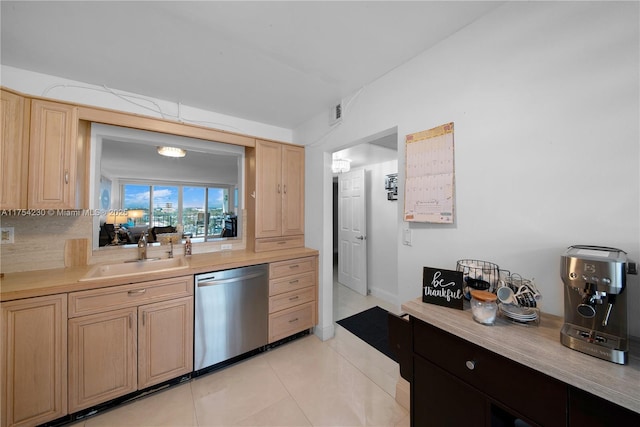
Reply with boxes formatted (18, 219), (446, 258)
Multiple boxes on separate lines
(1, 214), (93, 273)
(1, 210), (248, 274)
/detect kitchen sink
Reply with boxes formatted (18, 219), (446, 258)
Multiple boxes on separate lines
(80, 257), (189, 281)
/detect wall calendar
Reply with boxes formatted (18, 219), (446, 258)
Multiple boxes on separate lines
(404, 122), (455, 224)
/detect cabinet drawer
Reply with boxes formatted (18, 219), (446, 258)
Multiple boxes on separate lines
(269, 271), (315, 296)
(412, 319), (566, 426)
(68, 275), (194, 318)
(269, 256), (316, 279)
(269, 302), (315, 343)
(269, 286), (315, 313)
(255, 235), (304, 252)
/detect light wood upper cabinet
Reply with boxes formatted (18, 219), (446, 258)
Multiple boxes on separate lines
(0, 92), (86, 210)
(1, 294), (67, 427)
(253, 139), (304, 251)
(281, 144), (305, 236)
(0, 90), (30, 209)
(255, 140), (283, 238)
(28, 99), (79, 209)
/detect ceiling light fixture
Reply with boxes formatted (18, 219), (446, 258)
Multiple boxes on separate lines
(331, 158), (351, 174)
(157, 146), (186, 158)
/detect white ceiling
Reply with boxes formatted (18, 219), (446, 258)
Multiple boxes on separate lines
(0, 1), (503, 130)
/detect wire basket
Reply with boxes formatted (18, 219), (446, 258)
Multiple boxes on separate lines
(456, 259), (500, 298)
(497, 272), (541, 308)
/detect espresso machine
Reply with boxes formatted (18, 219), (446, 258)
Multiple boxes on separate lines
(560, 245), (637, 364)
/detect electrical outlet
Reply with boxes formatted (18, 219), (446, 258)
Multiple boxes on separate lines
(221, 244), (232, 251)
(1, 227), (15, 244)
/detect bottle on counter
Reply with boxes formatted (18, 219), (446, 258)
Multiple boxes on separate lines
(185, 236), (192, 256)
(137, 232), (147, 260)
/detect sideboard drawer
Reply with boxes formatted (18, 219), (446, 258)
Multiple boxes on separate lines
(412, 318), (566, 426)
(68, 275), (193, 318)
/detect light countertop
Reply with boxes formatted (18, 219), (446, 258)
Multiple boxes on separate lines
(402, 297), (640, 414)
(0, 247), (318, 301)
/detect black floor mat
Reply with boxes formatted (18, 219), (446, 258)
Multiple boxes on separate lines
(336, 306), (397, 362)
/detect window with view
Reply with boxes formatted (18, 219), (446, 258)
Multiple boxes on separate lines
(122, 183), (236, 241)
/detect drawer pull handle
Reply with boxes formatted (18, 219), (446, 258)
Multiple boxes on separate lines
(289, 317), (299, 323)
(277, 241), (286, 245)
(128, 289), (146, 295)
(289, 279), (299, 285)
(465, 360), (476, 370)
(289, 265), (299, 269)
(289, 296), (299, 301)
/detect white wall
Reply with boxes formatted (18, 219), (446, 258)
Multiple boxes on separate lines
(366, 160), (399, 303)
(297, 2), (640, 338)
(1, 65), (293, 142)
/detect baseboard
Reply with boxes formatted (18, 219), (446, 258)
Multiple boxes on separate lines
(314, 322), (335, 341)
(369, 287), (398, 306)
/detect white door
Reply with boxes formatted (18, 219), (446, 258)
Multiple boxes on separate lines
(338, 169), (367, 296)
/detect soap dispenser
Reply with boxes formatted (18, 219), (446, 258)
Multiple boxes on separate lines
(137, 232), (147, 260)
(185, 236), (192, 256)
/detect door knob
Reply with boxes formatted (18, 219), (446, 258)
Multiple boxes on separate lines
(356, 235), (366, 240)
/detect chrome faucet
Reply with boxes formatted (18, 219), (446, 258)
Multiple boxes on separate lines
(137, 233), (147, 260)
(166, 241), (174, 258)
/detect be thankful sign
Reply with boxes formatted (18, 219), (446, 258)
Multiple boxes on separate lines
(423, 267), (464, 310)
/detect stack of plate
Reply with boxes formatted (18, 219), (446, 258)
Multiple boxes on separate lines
(499, 303), (539, 323)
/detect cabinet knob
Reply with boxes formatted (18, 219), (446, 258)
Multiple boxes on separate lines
(465, 360), (476, 370)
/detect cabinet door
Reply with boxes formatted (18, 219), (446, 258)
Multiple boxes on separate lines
(138, 297), (193, 389)
(28, 99), (78, 209)
(68, 307), (137, 413)
(569, 386), (640, 427)
(0, 90), (30, 209)
(1, 294), (67, 427)
(413, 355), (486, 427)
(281, 144), (304, 236)
(255, 140), (283, 238)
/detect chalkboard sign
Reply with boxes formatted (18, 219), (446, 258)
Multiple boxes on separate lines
(423, 267), (464, 310)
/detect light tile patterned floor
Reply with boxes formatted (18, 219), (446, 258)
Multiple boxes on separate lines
(71, 275), (409, 427)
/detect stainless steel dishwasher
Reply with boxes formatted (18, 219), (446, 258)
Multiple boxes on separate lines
(194, 263), (269, 372)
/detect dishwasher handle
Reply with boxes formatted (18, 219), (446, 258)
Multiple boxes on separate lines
(196, 271), (266, 287)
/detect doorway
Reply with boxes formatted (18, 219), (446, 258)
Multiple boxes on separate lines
(331, 127), (399, 321)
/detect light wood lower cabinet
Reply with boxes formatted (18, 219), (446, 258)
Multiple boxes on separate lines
(137, 297), (193, 389)
(268, 256), (317, 343)
(1, 294), (67, 427)
(67, 276), (194, 413)
(68, 307), (137, 412)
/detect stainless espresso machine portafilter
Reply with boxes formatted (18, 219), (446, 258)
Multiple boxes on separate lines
(560, 245), (637, 364)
